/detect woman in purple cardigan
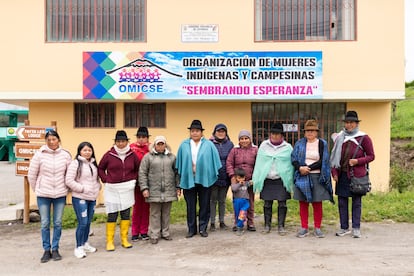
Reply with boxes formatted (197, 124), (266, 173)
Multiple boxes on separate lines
(226, 130), (258, 231)
(330, 111), (375, 238)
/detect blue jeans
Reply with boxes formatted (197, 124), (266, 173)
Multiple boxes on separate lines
(72, 197), (96, 247)
(233, 198), (250, 228)
(37, 196), (66, 251)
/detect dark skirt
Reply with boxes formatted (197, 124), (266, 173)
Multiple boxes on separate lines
(293, 173), (332, 202)
(335, 171), (352, 197)
(260, 178), (291, 201)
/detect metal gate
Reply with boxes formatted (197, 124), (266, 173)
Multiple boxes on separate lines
(251, 102), (346, 149)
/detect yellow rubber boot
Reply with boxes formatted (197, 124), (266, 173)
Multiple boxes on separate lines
(120, 220), (133, 249)
(106, 222), (116, 251)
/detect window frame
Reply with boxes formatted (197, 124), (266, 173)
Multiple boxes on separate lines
(254, 0), (356, 42)
(124, 102), (166, 128)
(46, 0), (147, 43)
(74, 102), (115, 128)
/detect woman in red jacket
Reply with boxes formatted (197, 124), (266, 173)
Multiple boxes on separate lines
(98, 130), (140, 251)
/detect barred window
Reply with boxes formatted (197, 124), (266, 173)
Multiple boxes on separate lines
(255, 0), (356, 41)
(74, 103), (115, 128)
(46, 0), (146, 42)
(252, 102), (346, 149)
(124, 103), (166, 128)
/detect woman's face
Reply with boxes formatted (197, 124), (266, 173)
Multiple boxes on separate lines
(46, 135), (60, 150)
(155, 142), (166, 153)
(80, 145), (93, 160)
(214, 129), (226, 140)
(190, 129), (202, 142)
(136, 135), (148, 145)
(115, 139), (128, 149)
(239, 136), (251, 148)
(304, 130), (318, 141)
(270, 133), (283, 141)
(344, 121), (358, 132)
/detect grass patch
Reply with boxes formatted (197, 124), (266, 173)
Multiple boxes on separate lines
(391, 87), (414, 139)
(59, 192), (414, 229)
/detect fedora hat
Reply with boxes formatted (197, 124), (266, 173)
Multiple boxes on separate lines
(114, 130), (129, 141)
(343, 110), (360, 122)
(303, 119), (319, 131)
(270, 122), (284, 134)
(136, 126), (150, 137)
(187, 119), (205, 131)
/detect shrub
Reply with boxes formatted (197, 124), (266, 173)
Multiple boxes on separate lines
(390, 164), (414, 193)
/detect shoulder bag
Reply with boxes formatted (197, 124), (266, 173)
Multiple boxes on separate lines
(349, 136), (371, 195)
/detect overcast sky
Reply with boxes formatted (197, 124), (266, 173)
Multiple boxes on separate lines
(406, 0), (414, 82)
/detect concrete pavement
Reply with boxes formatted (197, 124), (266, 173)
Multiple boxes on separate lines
(0, 161), (25, 221)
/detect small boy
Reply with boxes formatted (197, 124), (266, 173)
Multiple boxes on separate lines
(231, 168), (251, 236)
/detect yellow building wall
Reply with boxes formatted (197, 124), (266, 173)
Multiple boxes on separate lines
(27, 100), (391, 208)
(0, 0), (404, 93)
(0, 1), (403, 204)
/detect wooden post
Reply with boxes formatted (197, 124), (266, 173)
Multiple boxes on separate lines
(23, 177), (30, 224)
(23, 119), (30, 224)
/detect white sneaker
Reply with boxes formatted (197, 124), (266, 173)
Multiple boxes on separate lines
(83, 242), (97, 253)
(74, 246), (86, 259)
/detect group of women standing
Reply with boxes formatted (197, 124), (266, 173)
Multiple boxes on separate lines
(179, 111), (374, 241)
(28, 128), (179, 263)
(28, 110), (375, 263)
(28, 131), (101, 263)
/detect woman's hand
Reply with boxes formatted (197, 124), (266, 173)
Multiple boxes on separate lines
(299, 166), (310, 175)
(349, 159), (358, 167)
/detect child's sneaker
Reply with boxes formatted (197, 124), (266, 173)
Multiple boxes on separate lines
(236, 227), (244, 236)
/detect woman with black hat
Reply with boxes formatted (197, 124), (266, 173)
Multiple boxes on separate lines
(252, 123), (294, 235)
(98, 130), (140, 251)
(176, 120), (222, 238)
(330, 111), (375, 238)
(130, 126), (151, 241)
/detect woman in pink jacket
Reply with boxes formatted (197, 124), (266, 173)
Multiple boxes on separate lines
(28, 130), (72, 263)
(226, 130), (258, 231)
(65, 142), (101, 259)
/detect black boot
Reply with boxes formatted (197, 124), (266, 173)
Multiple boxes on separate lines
(277, 205), (288, 235)
(263, 201), (272, 233)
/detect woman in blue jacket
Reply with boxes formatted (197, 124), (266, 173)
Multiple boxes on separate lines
(176, 120), (222, 238)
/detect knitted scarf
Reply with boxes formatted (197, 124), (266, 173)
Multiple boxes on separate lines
(330, 127), (365, 168)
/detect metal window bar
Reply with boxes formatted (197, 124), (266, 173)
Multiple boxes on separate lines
(124, 103), (166, 128)
(74, 103), (115, 128)
(251, 103), (345, 149)
(47, 0), (145, 42)
(257, 0), (355, 41)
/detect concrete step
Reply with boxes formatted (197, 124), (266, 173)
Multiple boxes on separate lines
(0, 202), (23, 221)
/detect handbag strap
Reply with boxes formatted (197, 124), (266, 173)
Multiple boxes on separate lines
(350, 135), (368, 177)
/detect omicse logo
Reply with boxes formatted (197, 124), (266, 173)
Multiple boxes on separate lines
(106, 58), (182, 94)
